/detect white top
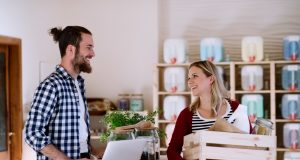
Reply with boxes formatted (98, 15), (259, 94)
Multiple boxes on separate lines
(227, 104), (250, 133)
(192, 101), (234, 132)
(74, 79), (88, 153)
(192, 101), (250, 133)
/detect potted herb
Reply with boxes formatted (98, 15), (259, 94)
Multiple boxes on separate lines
(100, 110), (165, 141)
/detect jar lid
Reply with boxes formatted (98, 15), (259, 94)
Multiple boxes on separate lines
(255, 118), (273, 129)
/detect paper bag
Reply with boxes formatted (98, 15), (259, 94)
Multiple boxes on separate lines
(208, 118), (246, 134)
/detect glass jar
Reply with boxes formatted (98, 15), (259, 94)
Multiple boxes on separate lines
(224, 54), (231, 62)
(130, 94), (144, 112)
(108, 129), (135, 142)
(135, 128), (160, 160)
(117, 93), (130, 110)
(251, 118), (273, 135)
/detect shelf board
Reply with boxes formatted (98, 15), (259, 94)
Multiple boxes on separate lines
(227, 90), (300, 94)
(234, 90), (271, 94)
(275, 119), (300, 123)
(277, 148), (300, 152)
(214, 62), (231, 65)
(273, 60), (300, 64)
(156, 61), (300, 67)
(91, 135), (100, 139)
(233, 61), (272, 65)
(233, 60), (300, 65)
(156, 62), (231, 67)
(275, 90), (300, 93)
(158, 120), (176, 124)
(158, 91), (191, 95)
(156, 63), (189, 67)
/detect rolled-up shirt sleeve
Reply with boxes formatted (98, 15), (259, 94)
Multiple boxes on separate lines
(25, 81), (57, 151)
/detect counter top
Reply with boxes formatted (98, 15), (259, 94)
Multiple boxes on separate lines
(160, 155), (168, 160)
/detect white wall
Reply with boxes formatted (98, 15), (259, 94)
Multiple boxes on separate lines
(0, 1), (158, 159)
(0, 0), (158, 108)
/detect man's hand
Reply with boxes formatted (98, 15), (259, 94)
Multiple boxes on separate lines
(40, 144), (70, 160)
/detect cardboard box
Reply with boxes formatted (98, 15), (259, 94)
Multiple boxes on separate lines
(183, 130), (276, 160)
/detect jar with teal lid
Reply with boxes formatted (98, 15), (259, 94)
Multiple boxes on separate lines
(130, 94), (144, 111)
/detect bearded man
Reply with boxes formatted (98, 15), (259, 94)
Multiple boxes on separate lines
(25, 26), (95, 160)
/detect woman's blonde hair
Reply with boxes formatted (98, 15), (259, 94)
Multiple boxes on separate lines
(189, 60), (230, 115)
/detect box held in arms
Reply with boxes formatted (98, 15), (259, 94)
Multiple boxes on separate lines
(183, 130), (276, 160)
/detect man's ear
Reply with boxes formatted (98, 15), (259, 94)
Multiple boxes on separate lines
(66, 44), (76, 58)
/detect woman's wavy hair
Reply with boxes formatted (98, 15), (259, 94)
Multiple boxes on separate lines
(189, 60), (230, 115)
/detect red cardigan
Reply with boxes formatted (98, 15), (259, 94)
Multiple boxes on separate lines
(166, 100), (252, 160)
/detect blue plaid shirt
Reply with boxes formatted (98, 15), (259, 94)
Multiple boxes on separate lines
(25, 65), (90, 160)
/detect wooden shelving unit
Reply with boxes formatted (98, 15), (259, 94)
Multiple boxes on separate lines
(153, 60), (300, 158)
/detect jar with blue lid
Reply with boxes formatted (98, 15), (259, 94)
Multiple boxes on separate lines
(130, 94), (144, 112)
(118, 93), (130, 110)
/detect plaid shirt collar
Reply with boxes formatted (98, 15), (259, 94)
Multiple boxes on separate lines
(56, 65), (84, 84)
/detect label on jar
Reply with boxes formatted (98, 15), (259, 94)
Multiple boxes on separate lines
(130, 99), (143, 112)
(118, 99), (129, 110)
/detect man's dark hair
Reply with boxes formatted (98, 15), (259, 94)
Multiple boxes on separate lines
(49, 26), (92, 57)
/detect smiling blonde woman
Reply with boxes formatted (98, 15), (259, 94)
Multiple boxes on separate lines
(167, 60), (252, 160)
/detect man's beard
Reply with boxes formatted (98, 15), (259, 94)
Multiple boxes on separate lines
(72, 52), (92, 73)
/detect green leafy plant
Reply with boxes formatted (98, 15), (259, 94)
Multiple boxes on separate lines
(100, 110), (164, 142)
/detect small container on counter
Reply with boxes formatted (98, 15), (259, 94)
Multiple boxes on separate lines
(251, 117), (273, 136)
(117, 93), (130, 110)
(130, 93), (144, 112)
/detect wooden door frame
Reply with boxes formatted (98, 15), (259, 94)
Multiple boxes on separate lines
(0, 35), (22, 160)
(0, 45), (9, 160)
